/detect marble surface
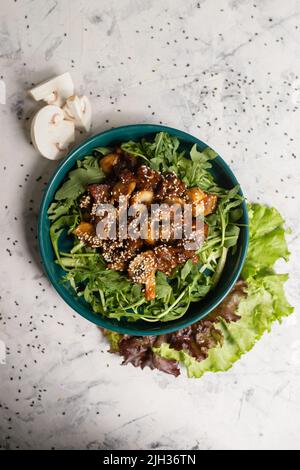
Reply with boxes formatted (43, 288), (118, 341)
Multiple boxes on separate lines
(0, 0), (300, 450)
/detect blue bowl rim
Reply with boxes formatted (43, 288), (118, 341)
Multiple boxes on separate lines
(38, 123), (249, 335)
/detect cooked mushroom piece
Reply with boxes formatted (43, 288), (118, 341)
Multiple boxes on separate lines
(111, 181), (136, 201)
(204, 194), (218, 216)
(128, 251), (157, 301)
(186, 188), (206, 217)
(107, 238), (143, 272)
(73, 222), (98, 247)
(153, 246), (179, 275)
(153, 245), (190, 275)
(99, 153), (120, 174)
(74, 222), (94, 236)
(79, 194), (92, 209)
(131, 190), (154, 206)
(145, 221), (157, 245)
(74, 222), (104, 248)
(186, 188), (218, 216)
(186, 187), (206, 203)
(154, 245), (199, 274)
(163, 195), (185, 206)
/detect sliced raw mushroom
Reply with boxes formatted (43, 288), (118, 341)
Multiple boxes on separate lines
(63, 95), (92, 132)
(29, 72), (74, 107)
(31, 105), (75, 160)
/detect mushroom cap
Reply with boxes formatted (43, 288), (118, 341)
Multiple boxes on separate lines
(63, 95), (92, 132)
(31, 105), (75, 160)
(29, 72), (74, 107)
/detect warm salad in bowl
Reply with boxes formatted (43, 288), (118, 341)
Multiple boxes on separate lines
(38, 124), (292, 377)
(47, 129), (246, 325)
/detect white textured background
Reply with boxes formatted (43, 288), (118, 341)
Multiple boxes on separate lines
(0, 0), (300, 450)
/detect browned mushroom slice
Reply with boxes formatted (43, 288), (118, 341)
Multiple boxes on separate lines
(128, 251), (157, 301)
(186, 187), (206, 217)
(100, 239), (124, 263)
(204, 194), (218, 216)
(74, 221), (94, 237)
(186, 188), (218, 216)
(73, 222), (101, 247)
(186, 187), (206, 202)
(125, 237), (144, 255)
(99, 153), (119, 174)
(145, 220), (157, 245)
(131, 189), (154, 206)
(107, 238), (143, 272)
(111, 181), (136, 202)
(163, 195), (185, 206)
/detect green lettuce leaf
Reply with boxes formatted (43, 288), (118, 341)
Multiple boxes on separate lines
(104, 331), (122, 352)
(55, 156), (105, 201)
(155, 203), (293, 378)
(242, 204), (290, 278)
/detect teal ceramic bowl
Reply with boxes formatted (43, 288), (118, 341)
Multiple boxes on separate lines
(38, 124), (249, 335)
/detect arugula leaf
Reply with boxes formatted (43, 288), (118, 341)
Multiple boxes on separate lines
(190, 144), (217, 164)
(202, 147), (218, 160)
(180, 259), (194, 281)
(155, 272), (172, 301)
(48, 199), (76, 222)
(120, 141), (151, 164)
(92, 147), (112, 156)
(55, 156), (105, 201)
(50, 214), (80, 265)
